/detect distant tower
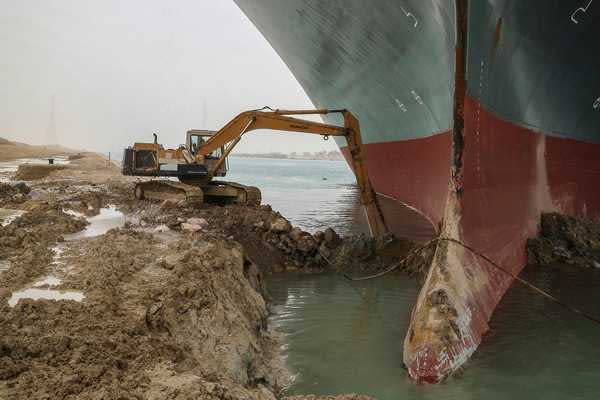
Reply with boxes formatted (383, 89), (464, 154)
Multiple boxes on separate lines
(46, 95), (57, 145)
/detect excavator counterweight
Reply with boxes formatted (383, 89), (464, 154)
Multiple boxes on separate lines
(122, 108), (387, 238)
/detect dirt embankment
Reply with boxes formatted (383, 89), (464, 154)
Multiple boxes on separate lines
(14, 164), (68, 180)
(0, 176), (283, 398)
(0, 137), (77, 162)
(0, 152), (406, 399)
(527, 212), (600, 268)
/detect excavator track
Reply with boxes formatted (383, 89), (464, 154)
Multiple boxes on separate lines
(219, 181), (262, 206)
(201, 180), (261, 206)
(134, 180), (204, 206)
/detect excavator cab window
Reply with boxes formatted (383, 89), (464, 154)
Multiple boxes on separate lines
(210, 147), (223, 159)
(189, 135), (205, 155)
(189, 134), (223, 159)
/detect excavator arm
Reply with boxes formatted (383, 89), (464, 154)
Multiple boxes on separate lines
(196, 108), (388, 238)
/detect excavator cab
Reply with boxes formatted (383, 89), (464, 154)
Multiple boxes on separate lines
(186, 130), (227, 178)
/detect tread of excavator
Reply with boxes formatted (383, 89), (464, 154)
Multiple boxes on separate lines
(134, 180), (261, 207)
(217, 181), (262, 207)
(134, 180), (204, 205)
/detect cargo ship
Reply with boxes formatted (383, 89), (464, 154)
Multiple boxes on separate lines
(234, 0), (600, 382)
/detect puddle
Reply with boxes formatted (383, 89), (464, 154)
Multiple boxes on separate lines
(63, 209), (86, 218)
(8, 288), (85, 307)
(65, 205), (126, 239)
(32, 276), (62, 287)
(52, 244), (66, 258)
(0, 208), (26, 226)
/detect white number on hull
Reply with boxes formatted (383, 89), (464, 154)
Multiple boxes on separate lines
(400, 6), (418, 28)
(411, 90), (424, 105)
(594, 97), (600, 109)
(571, 0), (593, 24)
(394, 98), (408, 112)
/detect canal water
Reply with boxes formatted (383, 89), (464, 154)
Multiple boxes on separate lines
(229, 157), (600, 399)
(227, 157), (364, 236)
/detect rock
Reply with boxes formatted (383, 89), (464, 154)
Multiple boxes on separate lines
(270, 217), (291, 233)
(181, 218), (208, 232)
(313, 230), (325, 244)
(289, 227), (303, 242)
(253, 220), (265, 230)
(324, 227), (341, 248)
(9, 181), (31, 194)
(160, 199), (179, 210)
(153, 224), (170, 233)
(181, 223), (203, 232)
(318, 243), (331, 258)
(187, 217), (208, 227)
(0, 182), (31, 204)
(296, 234), (317, 254)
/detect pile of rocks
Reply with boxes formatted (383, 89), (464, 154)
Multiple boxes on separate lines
(527, 212), (600, 268)
(245, 207), (343, 270)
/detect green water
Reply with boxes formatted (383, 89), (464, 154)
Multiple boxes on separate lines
(228, 157), (600, 398)
(267, 267), (600, 399)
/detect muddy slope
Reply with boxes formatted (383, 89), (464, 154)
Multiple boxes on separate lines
(0, 153), (412, 399)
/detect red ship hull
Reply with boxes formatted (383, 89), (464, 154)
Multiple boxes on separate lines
(403, 96), (600, 382)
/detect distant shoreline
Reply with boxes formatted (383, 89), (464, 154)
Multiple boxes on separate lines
(231, 151), (344, 161)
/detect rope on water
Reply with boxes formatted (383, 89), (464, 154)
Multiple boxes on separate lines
(343, 236), (600, 326)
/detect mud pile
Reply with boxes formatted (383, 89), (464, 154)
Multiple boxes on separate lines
(178, 203), (416, 276)
(0, 182), (30, 205)
(0, 204), (87, 296)
(14, 164), (67, 180)
(527, 212), (600, 268)
(212, 204), (342, 272)
(121, 201), (351, 274)
(0, 226), (282, 399)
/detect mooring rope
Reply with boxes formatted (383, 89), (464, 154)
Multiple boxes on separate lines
(342, 237), (600, 325)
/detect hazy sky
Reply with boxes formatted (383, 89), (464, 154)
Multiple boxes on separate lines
(0, 0), (338, 155)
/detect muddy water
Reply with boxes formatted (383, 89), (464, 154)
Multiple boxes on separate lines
(8, 288), (85, 307)
(6, 206), (125, 307)
(64, 205), (126, 239)
(268, 266), (600, 399)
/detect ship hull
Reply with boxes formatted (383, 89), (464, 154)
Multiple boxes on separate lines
(404, 1), (600, 382)
(339, 132), (452, 233)
(234, 0), (600, 382)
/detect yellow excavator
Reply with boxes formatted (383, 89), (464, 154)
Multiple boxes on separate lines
(122, 108), (387, 237)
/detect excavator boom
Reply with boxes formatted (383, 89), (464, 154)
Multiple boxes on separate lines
(196, 108), (387, 237)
